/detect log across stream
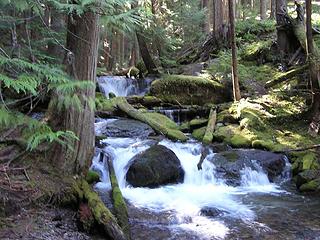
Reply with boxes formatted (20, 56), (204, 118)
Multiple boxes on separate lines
(92, 76), (320, 239)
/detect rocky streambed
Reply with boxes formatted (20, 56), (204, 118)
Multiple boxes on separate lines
(90, 75), (320, 239)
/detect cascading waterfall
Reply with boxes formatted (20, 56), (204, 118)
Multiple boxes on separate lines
(97, 76), (154, 98)
(92, 118), (288, 239)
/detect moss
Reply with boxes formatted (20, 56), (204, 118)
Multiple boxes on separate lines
(230, 134), (253, 148)
(179, 121), (190, 132)
(192, 127), (206, 141)
(252, 139), (274, 151)
(144, 112), (178, 130)
(216, 109), (238, 124)
(240, 39), (273, 61)
(221, 151), (239, 162)
(109, 166), (130, 238)
(299, 178), (320, 192)
(95, 92), (118, 112)
(189, 118), (208, 129)
(85, 170), (100, 184)
(239, 108), (266, 130)
(149, 74), (227, 105)
(302, 153), (319, 171)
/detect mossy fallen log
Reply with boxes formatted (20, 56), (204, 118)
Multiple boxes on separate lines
(80, 180), (127, 240)
(116, 97), (188, 142)
(265, 65), (307, 88)
(203, 108), (217, 144)
(107, 158), (130, 239)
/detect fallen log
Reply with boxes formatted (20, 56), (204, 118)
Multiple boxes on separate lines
(116, 97), (188, 142)
(265, 65), (307, 88)
(202, 108), (217, 144)
(80, 180), (127, 240)
(107, 158), (130, 239)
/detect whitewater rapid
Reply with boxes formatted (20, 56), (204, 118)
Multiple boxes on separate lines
(92, 119), (287, 239)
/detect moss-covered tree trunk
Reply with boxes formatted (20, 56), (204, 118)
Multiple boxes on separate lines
(50, 5), (99, 174)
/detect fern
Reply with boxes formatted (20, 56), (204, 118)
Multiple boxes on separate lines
(0, 107), (78, 151)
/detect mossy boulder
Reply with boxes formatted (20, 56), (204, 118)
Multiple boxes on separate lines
(149, 75), (230, 105)
(296, 170), (320, 189)
(126, 145), (184, 187)
(192, 127), (206, 141)
(85, 170), (100, 184)
(189, 118), (208, 129)
(216, 110), (238, 124)
(213, 124), (254, 148)
(299, 178), (320, 192)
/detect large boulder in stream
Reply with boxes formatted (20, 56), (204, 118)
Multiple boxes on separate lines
(207, 149), (286, 186)
(101, 119), (155, 138)
(126, 145), (184, 187)
(149, 75), (231, 105)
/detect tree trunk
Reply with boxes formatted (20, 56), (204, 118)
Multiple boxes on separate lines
(47, 6), (65, 61)
(50, 8), (99, 175)
(132, 1), (158, 75)
(306, 0), (320, 136)
(213, 0), (224, 34)
(270, 0), (276, 19)
(276, 0), (290, 56)
(136, 33), (158, 74)
(228, 0), (241, 101)
(260, 0), (267, 20)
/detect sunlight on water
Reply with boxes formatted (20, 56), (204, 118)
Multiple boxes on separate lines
(92, 119), (288, 239)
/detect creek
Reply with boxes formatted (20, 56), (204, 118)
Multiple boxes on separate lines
(92, 76), (320, 240)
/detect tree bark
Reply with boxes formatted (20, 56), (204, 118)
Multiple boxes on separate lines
(260, 0), (267, 20)
(47, 6), (65, 61)
(276, 0), (290, 56)
(270, 0), (276, 19)
(228, 0), (241, 101)
(306, 0), (320, 136)
(50, 7), (99, 175)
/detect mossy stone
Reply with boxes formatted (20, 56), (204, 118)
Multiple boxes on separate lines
(299, 178), (320, 192)
(149, 74), (228, 105)
(189, 118), (208, 129)
(192, 127), (206, 141)
(86, 170), (100, 184)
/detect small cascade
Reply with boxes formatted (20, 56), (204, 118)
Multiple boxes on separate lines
(92, 117), (288, 238)
(150, 107), (210, 125)
(97, 76), (155, 98)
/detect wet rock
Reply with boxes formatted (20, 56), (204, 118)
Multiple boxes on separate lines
(207, 149), (286, 186)
(126, 145), (184, 187)
(200, 207), (226, 218)
(101, 119), (155, 138)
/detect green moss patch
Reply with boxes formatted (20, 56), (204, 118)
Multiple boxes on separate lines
(149, 74), (227, 105)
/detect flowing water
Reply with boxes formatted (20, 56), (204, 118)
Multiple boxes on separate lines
(93, 76), (320, 239)
(97, 76), (154, 98)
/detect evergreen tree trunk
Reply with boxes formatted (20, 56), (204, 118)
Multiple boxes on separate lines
(50, 7), (99, 175)
(47, 6), (65, 61)
(260, 0), (267, 19)
(306, 0), (320, 136)
(270, 0), (276, 19)
(132, 1), (159, 75)
(276, 0), (289, 56)
(228, 0), (241, 101)
(213, 0), (224, 34)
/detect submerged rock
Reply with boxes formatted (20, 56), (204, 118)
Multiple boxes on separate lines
(126, 145), (184, 187)
(207, 149), (286, 186)
(200, 207), (226, 218)
(101, 119), (155, 138)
